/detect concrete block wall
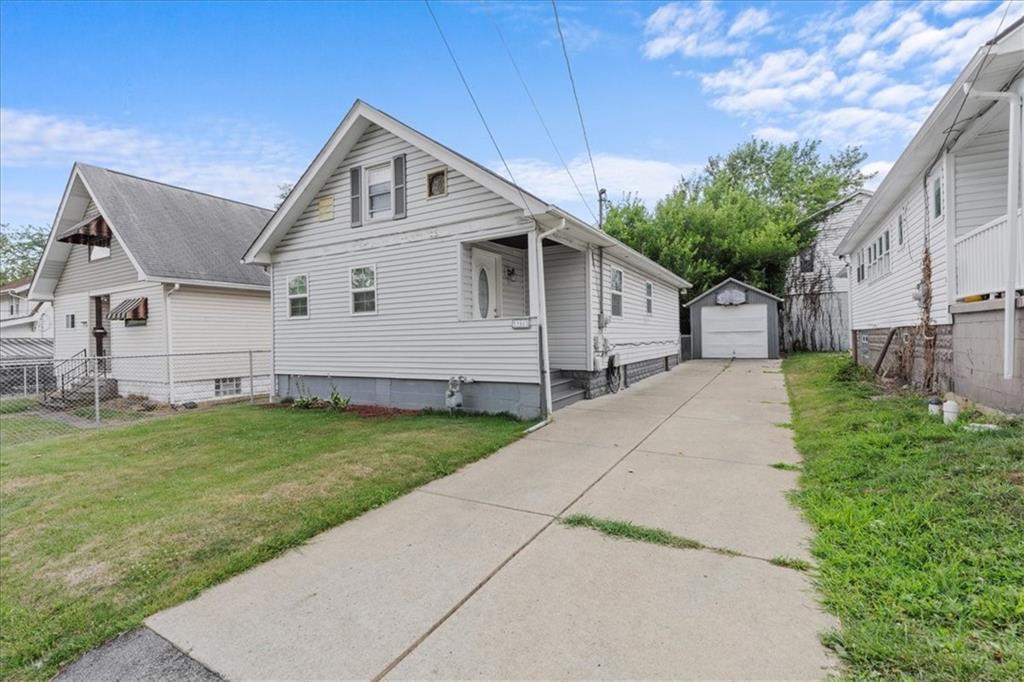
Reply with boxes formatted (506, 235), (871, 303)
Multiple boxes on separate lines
(951, 302), (1024, 414)
(565, 354), (676, 399)
(853, 324), (953, 393)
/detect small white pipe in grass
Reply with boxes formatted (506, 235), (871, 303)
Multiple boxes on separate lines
(523, 417), (552, 434)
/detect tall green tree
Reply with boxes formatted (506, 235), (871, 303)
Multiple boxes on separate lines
(605, 138), (868, 299)
(0, 224), (49, 285)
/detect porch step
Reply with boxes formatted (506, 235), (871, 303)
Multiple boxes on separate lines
(552, 387), (585, 410)
(550, 370), (585, 410)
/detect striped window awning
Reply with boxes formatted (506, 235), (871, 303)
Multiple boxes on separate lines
(57, 215), (111, 245)
(107, 297), (148, 321)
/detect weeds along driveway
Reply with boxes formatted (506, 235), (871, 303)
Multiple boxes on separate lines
(127, 359), (837, 681)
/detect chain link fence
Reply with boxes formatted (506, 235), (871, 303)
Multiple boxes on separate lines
(1, 350), (270, 447)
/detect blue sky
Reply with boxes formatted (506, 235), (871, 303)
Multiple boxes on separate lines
(1, 0), (1020, 227)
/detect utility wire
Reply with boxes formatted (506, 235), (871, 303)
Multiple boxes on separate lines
(939, 0), (1015, 154)
(483, 3), (598, 224)
(424, 0), (538, 222)
(551, 0), (601, 204)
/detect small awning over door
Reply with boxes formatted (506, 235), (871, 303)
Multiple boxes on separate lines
(57, 215), (112, 245)
(107, 297), (148, 321)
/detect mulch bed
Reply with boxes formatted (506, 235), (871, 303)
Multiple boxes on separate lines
(262, 402), (421, 418)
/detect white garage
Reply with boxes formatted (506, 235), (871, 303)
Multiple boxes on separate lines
(685, 278), (781, 360)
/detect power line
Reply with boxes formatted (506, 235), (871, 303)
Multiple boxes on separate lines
(423, 0), (537, 222)
(484, 4), (598, 224)
(551, 0), (601, 206)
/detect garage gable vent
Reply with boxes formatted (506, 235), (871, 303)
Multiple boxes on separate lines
(716, 287), (747, 306)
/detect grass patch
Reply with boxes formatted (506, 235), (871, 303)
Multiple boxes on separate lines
(783, 353), (1024, 680)
(0, 398), (35, 415)
(770, 462), (801, 471)
(562, 514), (707, 551)
(0, 404), (523, 680)
(0, 413), (79, 446)
(769, 555), (813, 571)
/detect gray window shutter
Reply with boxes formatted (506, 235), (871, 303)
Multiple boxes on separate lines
(393, 154), (406, 219)
(350, 167), (362, 227)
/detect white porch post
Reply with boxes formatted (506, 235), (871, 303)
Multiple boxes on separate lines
(528, 228), (553, 418)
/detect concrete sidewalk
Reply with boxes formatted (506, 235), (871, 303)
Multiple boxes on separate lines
(79, 360), (837, 680)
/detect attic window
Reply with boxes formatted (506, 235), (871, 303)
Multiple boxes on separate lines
(318, 196), (334, 222)
(427, 169), (448, 198)
(89, 244), (110, 261)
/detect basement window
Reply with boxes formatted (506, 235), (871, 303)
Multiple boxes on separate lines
(214, 377), (242, 397)
(610, 268), (623, 317)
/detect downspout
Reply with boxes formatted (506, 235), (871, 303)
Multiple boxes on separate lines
(966, 88), (1022, 379)
(535, 218), (568, 417)
(164, 283), (180, 403)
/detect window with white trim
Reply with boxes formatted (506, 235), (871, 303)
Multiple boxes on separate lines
(897, 210), (905, 245)
(366, 164), (392, 220)
(89, 244), (110, 261)
(350, 266), (377, 314)
(214, 377), (242, 397)
(865, 230), (891, 282)
(932, 178), (943, 218)
(644, 281), (653, 314)
(65, 313), (76, 329)
(287, 274), (308, 318)
(610, 268), (623, 317)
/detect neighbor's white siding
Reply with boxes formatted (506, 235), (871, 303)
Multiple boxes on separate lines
(954, 121), (1009, 236)
(544, 244), (587, 370)
(270, 123), (541, 385)
(849, 162), (950, 330)
(590, 251), (680, 365)
(51, 235), (143, 359)
(168, 286), (272, 383)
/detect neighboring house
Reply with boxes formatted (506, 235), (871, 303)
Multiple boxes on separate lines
(1, 276), (54, 339)
(28, 163), (273, 403)
(783, 190), (872, 352)
(243, 100), (690, 419)
(835, 18), (1023, 412)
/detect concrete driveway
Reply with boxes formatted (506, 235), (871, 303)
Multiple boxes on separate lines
(75, 360), (837, 680)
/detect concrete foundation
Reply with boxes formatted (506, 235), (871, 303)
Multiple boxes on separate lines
(275, 374), (542, 420)
(950, 299), (1024, 414)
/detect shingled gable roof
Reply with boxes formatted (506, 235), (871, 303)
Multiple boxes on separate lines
(243, 100), (691, 290)
(30, 164), (272, 300)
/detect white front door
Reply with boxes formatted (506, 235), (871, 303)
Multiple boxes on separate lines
(701, 303), (769, 358)
(471, 248), (501, 320)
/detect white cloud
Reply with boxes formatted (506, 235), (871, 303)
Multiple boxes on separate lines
(868, 83), (931, 109)
(643, 1), (747, 58)
(753, 126), (798, 143)
(835, 32), (867, 57)
(0, 108), (301, 212)
(861, 160), (895, 189)
(728, 8), (772, 38)
(500, 153), (699, 213)
(0, 191), (59, 226)
(934, 1), (992, 18)
(701, 49), (838, 113)
(799, 107), (921, 147)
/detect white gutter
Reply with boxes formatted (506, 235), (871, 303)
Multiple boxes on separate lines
(535, 217), (568, 417)
(966, 86), (1022, 379)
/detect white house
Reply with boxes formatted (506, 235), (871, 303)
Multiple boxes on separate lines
(2, 276), (54, 339)
(244, 101), (690, 419)
(835, 18), (1023, 412)
(783, 190), (871, 352)
(28, 163), (273, 404)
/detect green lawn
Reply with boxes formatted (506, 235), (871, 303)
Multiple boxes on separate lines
(0, 404), (524, 680)
(784, 353), (1024, 680)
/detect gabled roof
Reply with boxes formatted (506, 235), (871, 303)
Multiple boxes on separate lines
(836, 17), (1024, 255)
(683, 277), (783, 307)
(30, 164), (273, 300)
(244, 100), (691, 290)
(0, 275), (33, 293)
(797, 189), (873, 228)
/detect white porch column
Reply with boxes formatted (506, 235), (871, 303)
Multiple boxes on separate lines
(528, 228), (553, 417)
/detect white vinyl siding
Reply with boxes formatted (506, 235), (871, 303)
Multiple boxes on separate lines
(954, 123), (1010, 236)
(275, 123), (515, 255)
(787, 194), (869, 295)
(590, 252), (680, 365)
(273, 231), (540, 384)
(848, 162), (950, 329)
(168, 286), (271, 383)
(543, 245), (587, 370)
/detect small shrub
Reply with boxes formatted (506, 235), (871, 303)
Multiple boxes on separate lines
(831, 356), (870, 383)
(328, 387), (350, 412)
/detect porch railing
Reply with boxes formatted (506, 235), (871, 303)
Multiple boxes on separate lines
(953, 210), (1024, 300)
